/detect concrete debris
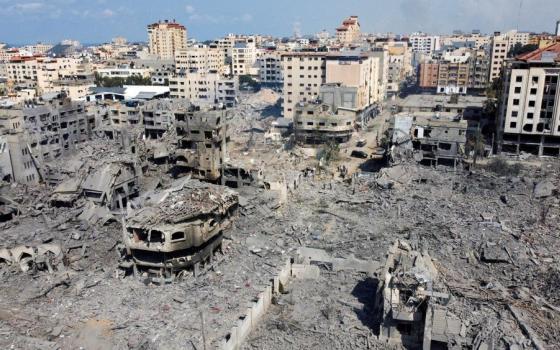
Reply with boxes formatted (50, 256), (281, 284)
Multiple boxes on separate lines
(1, 91), (560, 350)
(533, 180), (556, 198)
(121, 178), (238, 278)
(0, 243), (64, 273)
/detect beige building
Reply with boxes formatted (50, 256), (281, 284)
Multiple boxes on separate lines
(6, 56), (81, 92)
(490, 30), (531, 81)
(499, 43), (560, 157)
(169, 71), (238, 107)
(336, 16), (360, 44)
(281, 52), (327, 119)
(147, 20), (187, 59)
(282, 52), (381, 119)
(232, 38), (257, 76)
(325, 54), (379, 110)
(175, 45), (225, 74)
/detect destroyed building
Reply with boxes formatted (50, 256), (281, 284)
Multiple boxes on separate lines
(294, 101), (355, 145)
(46, 141), (141, 209)
(0, 94), (92, 184)
(142, 99), (185, 139)
(391, 112), (467, 167)
(377, 240), (465, 349)
(122, 178), (238, 277)
(174, 106), (229, 181)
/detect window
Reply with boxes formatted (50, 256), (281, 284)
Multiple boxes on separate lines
(511, 111), (518, 118)
(530, 88), (537, 95)
(514, 87), (521, 94)
(527, 112), (534, 119)
(532, 76), (539, 84)
(513, 99), (520, 106)
(528, 100), (535, 107)
(510, 122), (517, 128)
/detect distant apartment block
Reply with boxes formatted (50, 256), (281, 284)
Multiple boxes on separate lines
(232, 38), (257, 76)
(133, 59), (176, 85)
(489, 30), (530, 81)
(336, 16), (361, 44)
(258, 52), (283, 86)
(147, 20), (187, 60)
(175, 45), (225, 74)
(409, 34), (441, 55)
(169, 72), (238, 107)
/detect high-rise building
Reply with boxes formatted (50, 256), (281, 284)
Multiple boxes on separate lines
(556, 20), (560, 36)
(336, 16), (361, 44)
(147, 20), (187, 59)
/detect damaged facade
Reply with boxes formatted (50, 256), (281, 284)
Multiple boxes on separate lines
(377, 240), (466, 349)
(174, 107), (229, 181)
(391, 112), (467, 167)
(122, 178), (238, 277)
(294, 101), (355, 145)
(0, 94), (92, 184)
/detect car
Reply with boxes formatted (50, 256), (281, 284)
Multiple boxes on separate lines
(356, 139), (367, 147)
(351, 150), (368, 159)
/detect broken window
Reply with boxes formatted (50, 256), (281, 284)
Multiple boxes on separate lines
(171, 232), (185, 241)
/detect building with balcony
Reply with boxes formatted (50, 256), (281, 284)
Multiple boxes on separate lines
(498, 43), (560, 157)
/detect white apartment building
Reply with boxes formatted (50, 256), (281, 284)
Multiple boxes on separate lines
(232, 38), (257, 76)
(500, 43), (560, 157)
(409, 34), (441, 55)
(175, 45), (225, 74)
(169, 71), (238, 107)
(147, 20), (187, 59)
(258, 52), (283, 85)
(96, 66), (151, 79)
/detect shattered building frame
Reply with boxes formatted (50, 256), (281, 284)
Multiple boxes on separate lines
(122, 179), (238, 278)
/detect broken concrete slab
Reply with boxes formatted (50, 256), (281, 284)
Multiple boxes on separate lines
(533, 180), (556, 198)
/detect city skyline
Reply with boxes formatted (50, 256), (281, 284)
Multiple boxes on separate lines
(1, 0), (560, 44)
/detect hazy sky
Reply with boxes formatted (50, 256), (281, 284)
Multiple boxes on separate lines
(1, 0), (559, 44)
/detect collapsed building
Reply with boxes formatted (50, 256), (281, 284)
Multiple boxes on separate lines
(391, 112), (467, 167)
(47, 141), (141, 209)
(377, 240), (466, 349)
(121, 178), (238, 279)
(294, 101), (355, 145)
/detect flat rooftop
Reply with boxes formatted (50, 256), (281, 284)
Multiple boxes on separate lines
(399, 94), (487, 109)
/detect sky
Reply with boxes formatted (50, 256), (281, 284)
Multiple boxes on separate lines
(1, 0), (559, 45)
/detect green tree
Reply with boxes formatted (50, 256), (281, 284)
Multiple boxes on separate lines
(94, 72), (152, 87)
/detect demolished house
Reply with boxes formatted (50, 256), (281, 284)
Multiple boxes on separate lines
(294, 101), (355, 145)
(174, 107), (229, 182)
(46, 141), (141, 209)
(122, 178), (238, 278)
(391, 112), (467, 167)
(377, 240), (466, 349)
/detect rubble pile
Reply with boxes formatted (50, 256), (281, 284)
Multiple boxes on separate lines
(1, 88), (560, 350)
